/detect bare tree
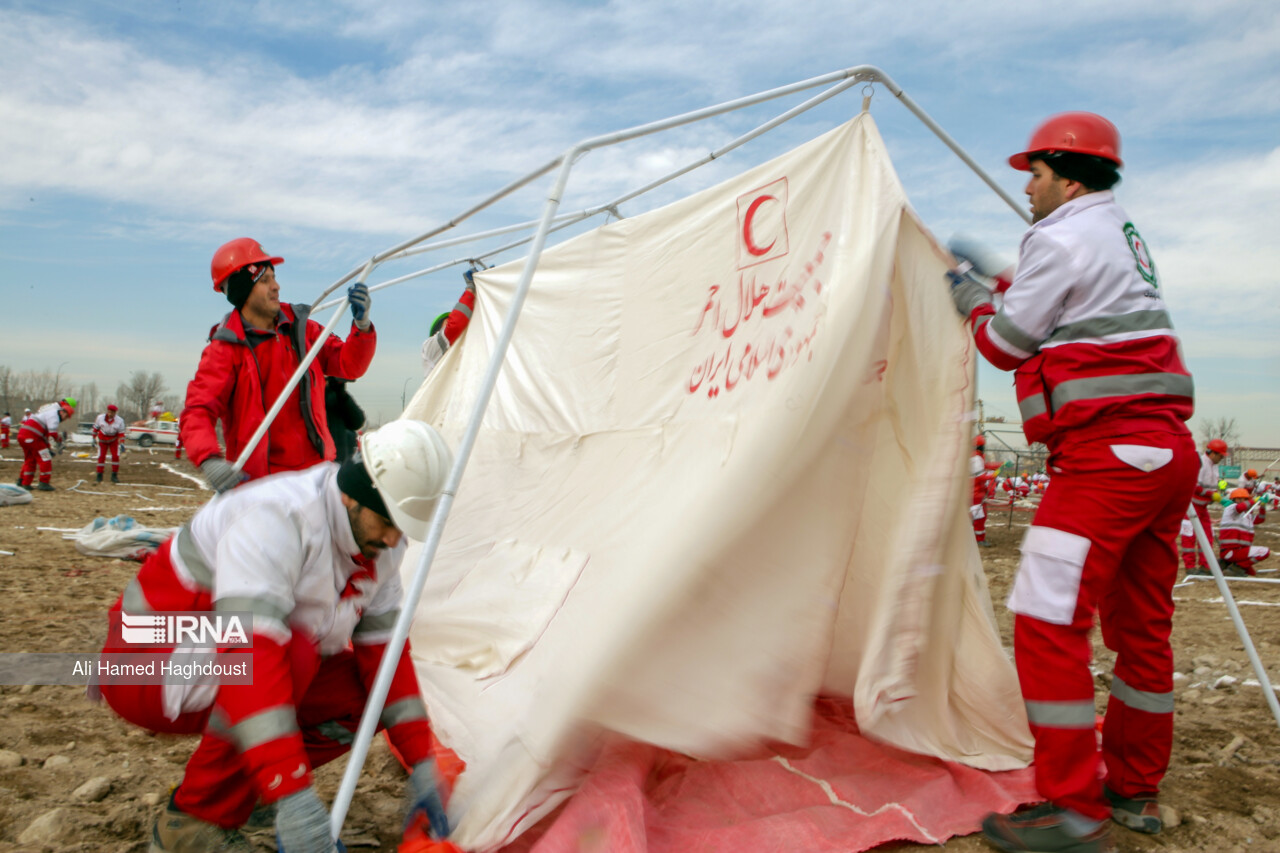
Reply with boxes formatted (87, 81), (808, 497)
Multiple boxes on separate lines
(77, 381), (100, 416)
(116, 371), (168, 422)
(1198, 416), (1242, 453)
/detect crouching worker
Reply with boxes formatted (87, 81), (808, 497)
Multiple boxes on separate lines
(1218, 488), (1270, 577)
(97, 420), (454, 853)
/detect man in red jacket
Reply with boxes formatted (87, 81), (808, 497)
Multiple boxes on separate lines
(181, 238), (377, 493)
(950, 113), (1196, 851)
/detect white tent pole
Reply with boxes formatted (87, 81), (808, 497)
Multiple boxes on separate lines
(1188, 509), (1280, 729)
(328, 148), (582, 840)
(328, 63), (1037, 841)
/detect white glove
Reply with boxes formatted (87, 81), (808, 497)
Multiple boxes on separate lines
(275, 788), (338, 853)
(199, 457), (244, 494)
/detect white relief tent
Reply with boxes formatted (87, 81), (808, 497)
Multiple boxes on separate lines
(395, 110), (1035, 851)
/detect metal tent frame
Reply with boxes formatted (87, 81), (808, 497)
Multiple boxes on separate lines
(211, 63), (1277, 841)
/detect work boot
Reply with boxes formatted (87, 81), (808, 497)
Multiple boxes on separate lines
(981, 803), (1115, 852)
(149, 790), (253, 852)
(35, 482), (54, 492)
(96, 472), (103, 483)
(1185, 566), (1211, 577)
(1221, 562), (1249, 578)
(18, 482), (32, 491)
(978, 539), (996, 548)
(111, 472), (120, 484)
(1103, 786), (1162, 834)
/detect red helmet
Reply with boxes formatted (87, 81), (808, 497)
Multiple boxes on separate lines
(973, 435), (986, 448)
(1207, 439), (1229, 455)
(1009, 112), (1123, 171)
(211, 238), (284, 293)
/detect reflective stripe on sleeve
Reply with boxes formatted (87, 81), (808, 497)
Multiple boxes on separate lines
(122, 577), (152, 614)
(1024, 699), (1096, 729)
(1018, 394), (1048, 422)
(381, 696), (429, 729)
(990, 312), (1041, 356)
(1110, 676), (1175, 714)
(353, 610), (399, 635)
(175, 525), (213, 589)
(215, 596), (290, 638)
(221, 707), (300, 752)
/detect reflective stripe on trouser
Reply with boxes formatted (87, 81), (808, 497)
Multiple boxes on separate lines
(101, 644), (398, 828)
(96, 441), (120, 473)
(1180, 503), (1213, 569)
(1013, 431), (1196, 819)
(18, 433), (51, 485)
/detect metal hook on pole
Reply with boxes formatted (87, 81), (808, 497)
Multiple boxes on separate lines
(861, 83), (874, 114)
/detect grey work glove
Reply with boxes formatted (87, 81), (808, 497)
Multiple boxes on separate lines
(275, 787), (339, 853)
(404, 759), (451, 839)
(348, 282), (372, 332)
(947, 267), (993, 319)
(199, 457), (244, 494)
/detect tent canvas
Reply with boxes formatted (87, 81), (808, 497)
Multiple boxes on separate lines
(402, 112), (1034, 851)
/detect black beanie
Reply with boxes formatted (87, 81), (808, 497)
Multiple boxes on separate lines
(1037, 151), (1121, 191)
(224, 269), (257, 310)
(336, 451), (392, 522)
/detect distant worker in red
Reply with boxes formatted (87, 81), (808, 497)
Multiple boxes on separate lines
(950, 112), (1196, 850)
(1, 412), (10, 448)
(182, 238), (377, 493)
(1217, 488), (1270, 577)
(94, 403), (128, 484)
(1182, 438), (1227, 574)
(1237, 467), (1259, 495)
(970, 434), (996, 547)
(421, 267), (477, 375)
(17, 398), (77, 491)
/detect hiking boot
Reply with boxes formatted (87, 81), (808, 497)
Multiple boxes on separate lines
(35, 482), (55, 492)
(17, 482), (32, 491)
(981, 803), (1115, 852)
(96, 472), (103, 483)
(1221, 562), (1249, 578)
(1103, 786), (1162, 834)
(111, 472), (120, 484)
(149, 791), (253, 852)
(1185, 566), (1211, 577)
(978, 540), (996, 548)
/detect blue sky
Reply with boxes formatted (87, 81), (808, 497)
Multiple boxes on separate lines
(1, 0), (1277, 443)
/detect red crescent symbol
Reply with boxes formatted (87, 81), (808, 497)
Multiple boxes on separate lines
(743, 195), (778, 256)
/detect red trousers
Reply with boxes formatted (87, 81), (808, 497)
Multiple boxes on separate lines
(1011, 431), (1196, 820)
(101, 645), (382, 828)
(1221, 544), (1269, 574)
(972, 503), (987, 542)
(17, 428), (51, 486)
(96, 439), (121, 474)
(1180, 503), (1213, 569)
(1, 423), (8, 447)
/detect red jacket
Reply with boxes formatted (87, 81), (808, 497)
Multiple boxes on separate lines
(181, 304), (376, 479)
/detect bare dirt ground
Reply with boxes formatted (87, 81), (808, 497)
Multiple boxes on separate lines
(0, 454), (1278, 852)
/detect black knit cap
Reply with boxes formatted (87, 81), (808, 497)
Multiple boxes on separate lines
(1035, 151), (1121, 191)
(224, 268), (257, 309)
(336, 451), (393, 523)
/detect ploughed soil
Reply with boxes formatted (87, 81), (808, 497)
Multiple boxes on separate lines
(0, 451), (1277, 852)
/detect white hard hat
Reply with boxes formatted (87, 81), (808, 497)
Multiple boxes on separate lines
(358, 420), (453, 540)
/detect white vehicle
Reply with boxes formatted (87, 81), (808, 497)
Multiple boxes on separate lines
(126, 419), (180, 447)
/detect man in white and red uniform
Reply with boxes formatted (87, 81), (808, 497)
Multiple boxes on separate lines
(1, 412), (10, 448)
(16, 398), (76, 491)
(971, 435), (997, 547)
(98, 421), (454, 852)
(150, 400), (164, 420)
(421, 267), (477, 375)
(94, 403), (128, 484)
(1237, 468), (1259, 495)
(950, 112), (1196, 850)
(1218, 488), (1270, 577)
(1182, 439), (1227, 574)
